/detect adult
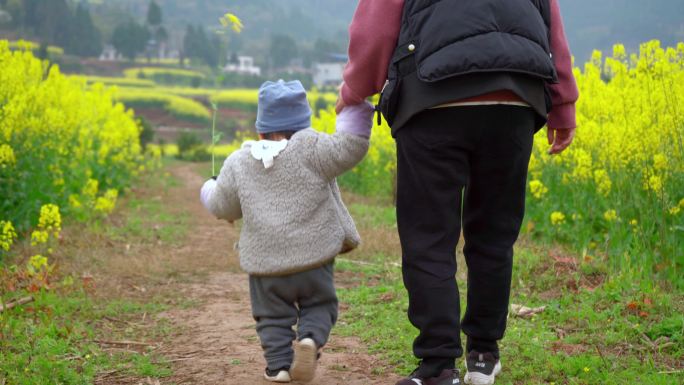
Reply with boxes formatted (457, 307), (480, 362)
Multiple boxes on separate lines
(337, 1), (579, 384)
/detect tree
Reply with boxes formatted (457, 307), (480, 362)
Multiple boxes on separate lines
(182, 24), (222, 68)
(34, 0), (73, 49)
(146, 0), (162, 27)
(156, 25), (168, 44)
(270, 34), (298, 69)
(111, 20), (149, 61)
(70, 2), (102, 57)
(182, 24), (197, 61)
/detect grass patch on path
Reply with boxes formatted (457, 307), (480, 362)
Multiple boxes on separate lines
(336, 200), (684, 385)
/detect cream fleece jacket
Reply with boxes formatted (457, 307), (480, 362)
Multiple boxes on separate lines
(201, 103), (374, 276)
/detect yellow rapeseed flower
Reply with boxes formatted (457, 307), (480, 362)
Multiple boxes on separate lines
(220, 13), (244, 33)
(94, 189), (119, 215)
(593, 169), (612, 196)
(83, 179), (99, 200)
(38, 204), (62, 238)
(604, 209), (618, 222)
(551, 212), (566, 226)
(669, 206), (681, 216)
(644, 175), (664, 195)
(27, 254), (48, 275)
(30, 230), (49, 246)
(0, 220), (17, 251)
(0, 144), (16, 168)
(529, 180), (549, 199)
(652, 153), (668, 171)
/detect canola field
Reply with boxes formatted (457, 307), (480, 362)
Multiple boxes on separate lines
(1, 40), (682, 287)
(0, 41), (148, 255)
(316, 40), (683, 286)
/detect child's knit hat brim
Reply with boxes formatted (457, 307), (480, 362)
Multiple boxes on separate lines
(256, 80), (312, 134)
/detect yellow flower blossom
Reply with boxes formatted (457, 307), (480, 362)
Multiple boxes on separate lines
(0, 220), (17, 251)
(94, 189), (119, 215)
(27, 254), (49, 275)
(38, 204), (62, 238)
(669, 206), (681, 216)
(652, 153), (668, 171)
(643, 175), (664, 195)
(30, 230), (49, 246)
(220, 13), (244, 33)
(83, 179), (99, 200)
(529, 180), (549, 199)
(551, 212), (566, 226)
(604, 209), (618, 222)
(0, 144), (16, 168)
(593, 169), (612, 196)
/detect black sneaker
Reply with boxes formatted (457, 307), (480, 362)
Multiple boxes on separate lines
(464, 351), (501, 385)
(395, 368), (461, 385)
(264, 367), (291, 383)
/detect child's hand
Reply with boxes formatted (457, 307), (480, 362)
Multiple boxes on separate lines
(200, 178), (218, 211)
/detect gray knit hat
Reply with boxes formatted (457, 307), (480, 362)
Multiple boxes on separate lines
(255, 80), (312, 134)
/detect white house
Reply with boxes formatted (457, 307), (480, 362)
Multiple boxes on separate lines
(223, 56), (261, 76)
(313, 53), (348, 88)
(99, 44), (121, 61)
(313, 63), (344, 88)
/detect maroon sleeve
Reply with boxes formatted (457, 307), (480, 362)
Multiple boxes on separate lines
(547, 0), (579, 129)
(340, 0), (405, 105)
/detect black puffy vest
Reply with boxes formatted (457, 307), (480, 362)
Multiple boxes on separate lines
(380, 0), (558, 127)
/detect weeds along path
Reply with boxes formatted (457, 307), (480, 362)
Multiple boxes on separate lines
(141, 163), (399, 385)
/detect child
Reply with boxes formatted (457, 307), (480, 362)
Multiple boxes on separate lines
(200, 80), (373, 383)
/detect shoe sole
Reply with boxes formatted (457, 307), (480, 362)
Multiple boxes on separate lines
(290, 339), (317, 382)
(464, 362), (502, 385)
(264, 370), (291, 383)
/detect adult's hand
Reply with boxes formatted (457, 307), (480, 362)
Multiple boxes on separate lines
(547, 126), (575, 155)
(335, 97), (347, 114)
(335, 81), (347, 114)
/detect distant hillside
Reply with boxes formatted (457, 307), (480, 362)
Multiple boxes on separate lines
(91, 0), (684, 63)
(93, 0), (354, 45)
(562, 0), (684, 62)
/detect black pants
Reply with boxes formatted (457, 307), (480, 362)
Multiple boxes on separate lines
(395, 105), (535, 377)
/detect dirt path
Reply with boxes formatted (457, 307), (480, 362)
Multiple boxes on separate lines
(138, 164), (400, 385)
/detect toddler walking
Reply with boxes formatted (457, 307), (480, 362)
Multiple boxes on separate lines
(200, 80), (373, 382)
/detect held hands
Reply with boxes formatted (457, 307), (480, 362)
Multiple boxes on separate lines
(547, 126), (575, 155)
(335, 97), (346, 114)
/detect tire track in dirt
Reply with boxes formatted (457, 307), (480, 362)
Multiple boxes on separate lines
(154, 163), (400, 385)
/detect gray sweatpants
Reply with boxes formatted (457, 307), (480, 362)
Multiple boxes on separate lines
(249, 262), (338, 370)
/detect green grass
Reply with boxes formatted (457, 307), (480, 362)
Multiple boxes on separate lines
(336, 202), (684, 384)
(105, 168), (187, 245)
(0, 167), (185, 384)
(0, 288), (174, 385)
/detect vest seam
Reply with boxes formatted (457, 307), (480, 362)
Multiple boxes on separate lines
(418, 31), (551, 63)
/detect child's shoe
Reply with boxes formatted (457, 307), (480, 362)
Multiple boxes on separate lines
(264, 367), (291, 383)
(290, 338), (318, 382)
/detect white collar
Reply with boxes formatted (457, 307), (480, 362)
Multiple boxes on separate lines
(242, 139), (289, 169)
